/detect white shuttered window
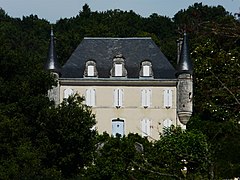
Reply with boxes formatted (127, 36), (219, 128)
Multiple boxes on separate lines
(64, 88), (73, 99)
(114, 89), (123, 107)
(141, 119), (151, 137)
(86, 89), (96, 106)
(164, 89), (173, 108)
(141, 89), (151, 107)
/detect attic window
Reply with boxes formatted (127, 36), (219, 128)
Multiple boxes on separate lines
(84, 60), (97, 77)
(87, 65), (94, 76)
(111, 54), (127, 77)
(115, 64), (123, 76)
(140, 61), (153, 77)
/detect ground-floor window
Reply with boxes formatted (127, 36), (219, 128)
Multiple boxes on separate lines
(112, 119), (124, 137)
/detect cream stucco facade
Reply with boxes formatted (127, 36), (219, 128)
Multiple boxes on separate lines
(58, 79), (183, 140)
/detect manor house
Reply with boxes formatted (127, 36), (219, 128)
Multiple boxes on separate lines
(45, 30), (193, 140)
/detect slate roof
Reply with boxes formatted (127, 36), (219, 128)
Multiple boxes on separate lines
(61, 37), (176, 79)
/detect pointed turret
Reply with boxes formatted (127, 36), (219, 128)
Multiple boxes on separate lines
(176, 32), (193, 76)
(176, 32), (193, 125)
(45, 28), (61, 105)
(45, 28), (61, 73)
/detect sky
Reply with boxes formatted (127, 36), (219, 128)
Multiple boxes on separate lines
(0, 0), (240, 23)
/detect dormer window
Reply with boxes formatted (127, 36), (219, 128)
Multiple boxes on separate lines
(143, 65), (150, 76)
(140, 60), (153, 78)
(115, 64), (123, 76)
(111, 54), (127, 77)
(84, 60), (97, 77)
(87, 65), (94, 76)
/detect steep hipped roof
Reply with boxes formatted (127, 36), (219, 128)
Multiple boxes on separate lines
(176, 33), (193, 76)
(61, 37), (176, 79)
(45, 28), (61, 73)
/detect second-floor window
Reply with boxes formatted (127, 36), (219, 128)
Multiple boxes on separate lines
(141, 89), (151, 108)
(64, 88), (74, 99)
(164, 89), (173, 108)
(114, 88), (123, 107)
(85, 89), (96, 107)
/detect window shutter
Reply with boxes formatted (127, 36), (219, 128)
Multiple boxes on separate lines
(87, 65), (94, 76)
(141, 89), (146, 107)
(115, 64), (122, 76)
(168, 90), (172, 107)
(147, 119), (151, 136)
(90, 89), (96, 106)
(86, 89), (90, 106)
(141, 119), (151, 137)
(146, 89), (151, 107)
(114, 89), (118, 107)
(164, 89), (172, 108)
(114, 89), (123, 107)
(143, 65), (150, 76)
(118, 89), (123, 107)
(64, 88), (73, 99)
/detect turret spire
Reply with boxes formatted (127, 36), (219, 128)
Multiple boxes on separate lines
(45, 27), (61, 73)
(176, 32), (193, 125)
(176, 32), (193, 76)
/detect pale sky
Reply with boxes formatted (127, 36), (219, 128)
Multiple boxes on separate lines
(0, 0), (240, 23)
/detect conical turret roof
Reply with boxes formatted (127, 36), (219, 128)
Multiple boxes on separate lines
(45, 28), (61, 73)
(176, 33), (193, 76)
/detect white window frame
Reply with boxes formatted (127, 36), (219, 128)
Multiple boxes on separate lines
(114, 89), (123, 107)
(141, 119), (151, 137)
(85, 89), (96, 107)
(115, 64), (123, 76)
(87, 65), (94, 77)
(143, 65), (150, 76)
(64, 88), (74, 99)
(141, 89), (151, 108)
(164, 89), (173, 108)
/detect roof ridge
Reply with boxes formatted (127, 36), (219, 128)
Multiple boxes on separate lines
(84, 37), (152, 40)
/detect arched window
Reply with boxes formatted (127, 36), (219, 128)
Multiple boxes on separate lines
(112, 119), (125, 137)
(84, 60), (97, 77)
(111, 54), (127, 77)
(140, 60), (153, 77)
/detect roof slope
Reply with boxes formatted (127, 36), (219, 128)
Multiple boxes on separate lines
(61, 37), (176, 79)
